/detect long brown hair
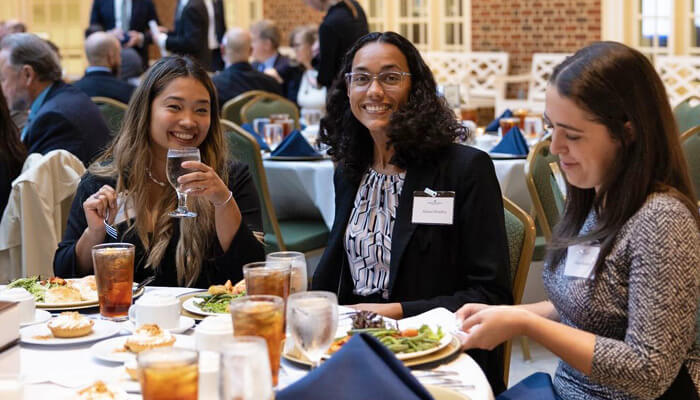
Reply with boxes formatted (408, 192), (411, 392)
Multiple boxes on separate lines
(90, 56), (228, 286)
(546, 41), (700, 270)
(0, 89), (26, 181)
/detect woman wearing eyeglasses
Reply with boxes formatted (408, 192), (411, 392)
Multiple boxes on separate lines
(310, 31), (512, 393)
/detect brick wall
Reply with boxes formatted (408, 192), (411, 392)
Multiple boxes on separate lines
(263, 0), (324, 47)
(471, 0), (601, 75)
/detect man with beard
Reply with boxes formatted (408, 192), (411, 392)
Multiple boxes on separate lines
(74, 32), (136, 104)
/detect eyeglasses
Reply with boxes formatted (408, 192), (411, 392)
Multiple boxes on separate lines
(344, 71), (411, 90)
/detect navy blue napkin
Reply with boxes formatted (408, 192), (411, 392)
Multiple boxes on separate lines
(491, 126), (529, 156)
(270, 130), (320, 157)
(485, 109), (513, 132)
(277, 333), (435, 400)
(240, 123), (270, 151)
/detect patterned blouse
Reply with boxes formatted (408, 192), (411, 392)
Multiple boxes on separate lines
(544, 192), (700, 399)
(344, 169), (406, 299)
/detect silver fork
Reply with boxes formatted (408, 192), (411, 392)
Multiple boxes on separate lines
(104, 207), (118, 239)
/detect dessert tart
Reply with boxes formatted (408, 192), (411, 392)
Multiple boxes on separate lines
(47, 312), (94, 338)
(124, 324), (176, 353)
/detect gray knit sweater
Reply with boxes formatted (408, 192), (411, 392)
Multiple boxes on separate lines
(543, 192), (700, 399)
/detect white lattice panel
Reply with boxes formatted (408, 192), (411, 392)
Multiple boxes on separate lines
(528, 53), (570, 103)
(655, 56), (700, 107)
(423, 51), (509, 104)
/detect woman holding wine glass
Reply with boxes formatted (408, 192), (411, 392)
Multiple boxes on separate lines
(54, 56), (265, 288)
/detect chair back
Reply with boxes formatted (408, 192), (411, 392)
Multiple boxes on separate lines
(221, 90), (269, 125)
(502, 196), (536, 385)
(673, 96), (700, 134)
(525, 139), (564, 241)
(240, 92), (300, 129)
(0, 150), (85, 281)
(220, 120), (286, 252)
(681, 125), (700, 201)
(91, 96), (127, 137)
(655, 56), (700, 107)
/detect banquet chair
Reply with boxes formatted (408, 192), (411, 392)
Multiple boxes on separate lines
(0, 150), (85, 281)
(240, 92), (301, 130)
(221, 120), (329, 254)
(680, 125), (700, 201)
(221, 90), (268, 125)
(502, 197), (536, 385)
(91, 96), (128, 137)
(525, 139), (564, 247)
(674, 96), (700, 136)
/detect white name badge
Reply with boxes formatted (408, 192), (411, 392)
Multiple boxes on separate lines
(564, 244), (600, 279)
(411, 190), (455, 225)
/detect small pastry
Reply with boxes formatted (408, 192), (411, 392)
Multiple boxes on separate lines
(47, 312), (94, 338)
(124, 324), (176, 353)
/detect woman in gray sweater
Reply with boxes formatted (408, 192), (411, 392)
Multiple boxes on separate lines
(457, 42), (700, 399)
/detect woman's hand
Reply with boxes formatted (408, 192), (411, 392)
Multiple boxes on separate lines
(348, 303), (403, 319)
(178, 161), (232, 207)
(458, 305), (531, 351)
(82, 184), (117, 240)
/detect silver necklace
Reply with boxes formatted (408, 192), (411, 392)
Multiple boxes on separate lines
(146, 168), (167, 187)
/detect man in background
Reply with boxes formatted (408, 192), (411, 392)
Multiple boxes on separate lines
(74, 31), (135, 104)
(250, 20), (303, 103)
(212, 28), (282, 109)
(0, 33), (111, 166)
(153, 0), (211, 70)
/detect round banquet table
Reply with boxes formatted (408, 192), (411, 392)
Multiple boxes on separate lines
(15, 287), (495, 400)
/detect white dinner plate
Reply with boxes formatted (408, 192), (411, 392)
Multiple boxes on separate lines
(19, 309), (52, 327)
(90, 334), (195, 363)
(124, 316), (195, 334)
(181, 296), (227, 317)
(20, 318), (120, 346)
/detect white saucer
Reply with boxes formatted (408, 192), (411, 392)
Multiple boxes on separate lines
(125, 316), (195, 334)
(90, 334), (194, 363)
(20, 309), (51, 327)
(20, 318), (121, 346)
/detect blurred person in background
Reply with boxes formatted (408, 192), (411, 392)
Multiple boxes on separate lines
(204, 0), (226, 72)
(290, 25), (326, 115)
(0, 88), (27, 217)
(250, 19), (303, 103)
(153, 0), (211, 71)
(74, 31), (135, 104)
(86, 24), (144, 85)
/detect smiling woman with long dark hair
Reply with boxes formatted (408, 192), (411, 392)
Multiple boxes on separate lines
(0, 89), (26, 216)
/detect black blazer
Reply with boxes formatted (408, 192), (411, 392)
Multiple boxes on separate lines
(317, 0), (368, 87)
(23, 82), (111, 166)
(88, 0), (160, 68)
(73, 69), (136, 104)
(252, 53), (303, 104)
(212, 62), (283, 109)
(54, 162), (265, 287)
(166, 0), (211, 71)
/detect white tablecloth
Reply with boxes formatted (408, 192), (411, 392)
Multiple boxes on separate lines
(16, 287), (494, 400)
(263, 156), (531, 230)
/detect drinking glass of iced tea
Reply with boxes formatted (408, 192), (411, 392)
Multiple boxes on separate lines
(242, 261), (291, 300)
(229, 295), (285, 387)
(92, 243), (134, 321)
(138, 348), (198, 400)
(266, 251), (307, 293)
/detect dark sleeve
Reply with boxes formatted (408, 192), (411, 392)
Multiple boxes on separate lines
(316, 21), (339, 88)
(400, 152), (513, 316)
(203, 162), (265, 284)
(281, 65), (304, 104)
(89, 0), (104, 28)
(25, 112), (84, 161)
(165, 3), (208, 55)
(142, 0), (160, 47)
(0, 159), (12, 217)
(54, 173), (104, 278)
(311, 167), (345, 291)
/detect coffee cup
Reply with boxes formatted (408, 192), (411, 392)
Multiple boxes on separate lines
(0, 288), (35, 324)
(128, 291), (180, 330)
(195, 315), (233, 352)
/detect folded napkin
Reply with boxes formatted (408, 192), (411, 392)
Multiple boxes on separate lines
(270, 130), (320, 157)
(485, 109), (513, 132)
(240, 123), (270, 152)
(491, 126), (529, 156)
(277, 333), (435, 400)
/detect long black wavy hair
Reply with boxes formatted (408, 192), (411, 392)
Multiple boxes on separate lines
(319, 31), (467, 183)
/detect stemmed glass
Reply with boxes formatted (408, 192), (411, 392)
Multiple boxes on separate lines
(286, 291), (338, 369)
(166, 147), (200, 218)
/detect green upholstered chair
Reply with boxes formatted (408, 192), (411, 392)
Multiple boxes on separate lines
(240, 92), (300, 130)
(221, 120), (329, 254)
(681, 125), (700, 202)
(91, 96), (127, 137)
(502, 196), (536, 385)
(674, 96), (700, 135)
(221, 90), (268, 125)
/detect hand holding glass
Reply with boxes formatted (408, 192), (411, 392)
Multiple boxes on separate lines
(166, 147), (201, 218)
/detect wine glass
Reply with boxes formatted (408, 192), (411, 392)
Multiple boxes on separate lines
(266, 251), (307, 293)
(286, 291), (338, 369)
(166, 147), (200, 218)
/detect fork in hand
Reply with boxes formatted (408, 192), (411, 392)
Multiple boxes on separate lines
(104, 207), (118, 239)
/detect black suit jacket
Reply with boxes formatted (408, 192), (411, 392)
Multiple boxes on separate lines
(166, 0), (211, 70)
(252, 53), (303, 104)
(212, 62), (283, 109)
(88, 0), (160, 68)
(317, 0), (368, 87)
(73, 70), (136, 104)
